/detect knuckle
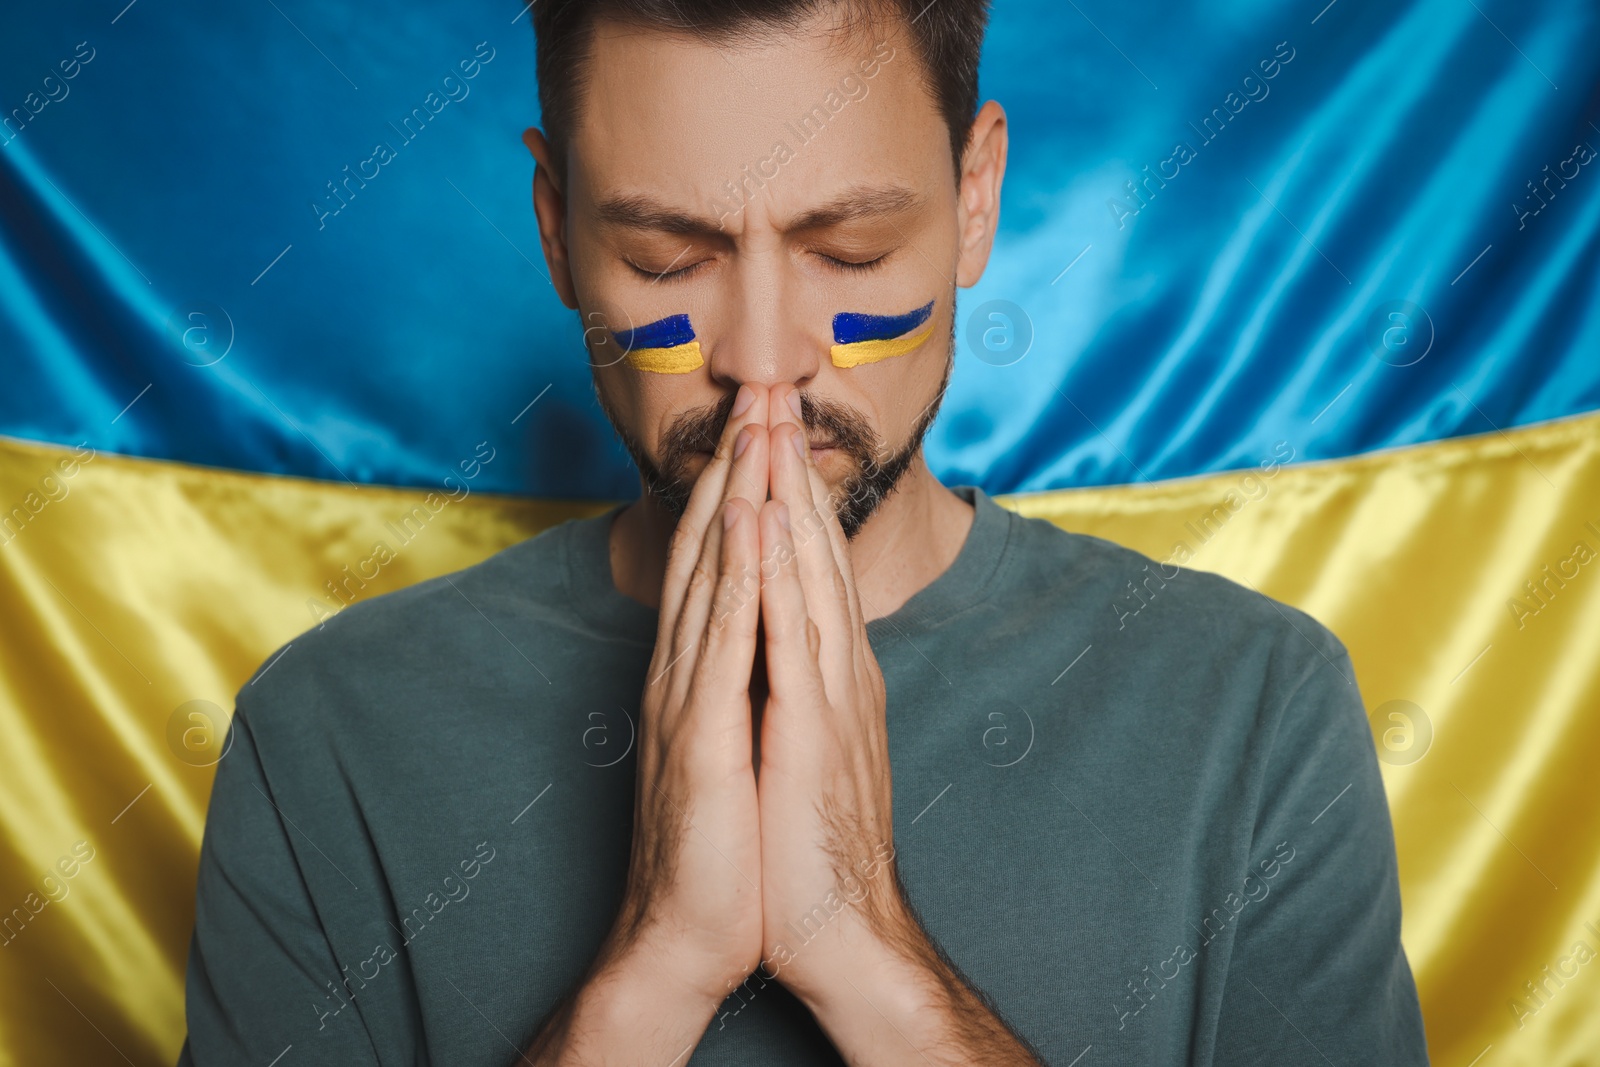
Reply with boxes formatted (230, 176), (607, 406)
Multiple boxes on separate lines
(710, 583), (735, 632)
(792, 503), (817, 541)
(686, 556), (715, 597)
(670, 611), (695, 665)
(714, 570), (751, 623)
(668, 522), (699, 563)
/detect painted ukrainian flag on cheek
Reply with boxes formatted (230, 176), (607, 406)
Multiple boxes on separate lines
(611, 314), (704, 374)
(831, 299), (936, 368)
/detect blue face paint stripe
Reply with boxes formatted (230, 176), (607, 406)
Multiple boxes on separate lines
(612, 314), (696, 351)
(832, 300), (935, 345)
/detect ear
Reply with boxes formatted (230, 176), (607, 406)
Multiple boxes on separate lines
(953, 100), (1008, 290)
(522, 126), (579, 308)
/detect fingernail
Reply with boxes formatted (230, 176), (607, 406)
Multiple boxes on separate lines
(786, 390), (804, 420)
(734, 426), (752, 458)
(778, 502), (791, 531)
(724, 501), (738, 529)
(791, 429), (806, 461)
(732, 385), (755, 417)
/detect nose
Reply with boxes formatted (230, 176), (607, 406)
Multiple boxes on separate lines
(704, 252), (823, 392)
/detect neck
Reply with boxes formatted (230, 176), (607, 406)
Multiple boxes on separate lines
(607, 455), (975, 622)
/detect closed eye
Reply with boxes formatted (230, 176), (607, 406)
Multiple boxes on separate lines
(821, 252), (890, 274)
(627, 257), (710, 282)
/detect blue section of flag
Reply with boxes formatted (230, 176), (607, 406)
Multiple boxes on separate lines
(612, 314), (695, 351)
(2, 0), (1597, 497)
(833, 301), (935, 345)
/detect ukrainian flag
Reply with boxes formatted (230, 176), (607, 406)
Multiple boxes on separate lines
(611, 314), (704, 374)
(831, 300), (937, 367)
(2, 0), (1598, 1064)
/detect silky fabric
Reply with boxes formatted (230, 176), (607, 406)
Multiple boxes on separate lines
(2, 414), (1597, 1065)
(2, 0), (1597, 496)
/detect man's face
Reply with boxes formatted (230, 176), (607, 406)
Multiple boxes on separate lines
(543, 10), (991, 537)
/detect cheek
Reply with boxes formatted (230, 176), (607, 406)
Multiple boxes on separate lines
(595, 365), (700, 452)
(592, 365), (650, 429)
(829, 299), (937, 369)
(868, 347), (951, 451)
(604, 313), (705, 375)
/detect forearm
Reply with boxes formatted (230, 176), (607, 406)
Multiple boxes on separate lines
(524, 938), (723, 1066)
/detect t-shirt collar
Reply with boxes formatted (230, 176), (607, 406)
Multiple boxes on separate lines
(562, 484), (1012, 644)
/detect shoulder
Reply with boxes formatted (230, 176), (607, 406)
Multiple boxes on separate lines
(997, 509), (1381, 840)
(998, 502), (1350, 703)
(232, 519), (574, 737)
(1000, 502), (1346, 663)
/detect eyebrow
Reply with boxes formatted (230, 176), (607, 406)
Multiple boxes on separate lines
(786, 184), (923, 231)
(591, 182), (924, 237)
(593, 195), (722, 236)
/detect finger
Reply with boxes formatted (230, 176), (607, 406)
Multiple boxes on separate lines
(778, 386), (866, 640)
(819, 463), (870, 639)
(685, 497), (762, 740)
(655, 384), (769, 654)
(816, 498), (874, 696)
(790, 396), (873, 674)
(807, 442), (867, 643)
(768, 403), (853, 680)
(666, 420), (769, 702)
(657, 383), (763, 628)
(758, 498), (827, 710)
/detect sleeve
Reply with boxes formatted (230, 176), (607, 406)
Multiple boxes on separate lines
(177, 706), (382, 1066)
(1210, 631), (1430, 1065)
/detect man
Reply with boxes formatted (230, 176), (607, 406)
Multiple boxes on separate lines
(179, 0), (1430, 1063)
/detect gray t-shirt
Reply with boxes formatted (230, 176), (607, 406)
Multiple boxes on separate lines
(178, 484), (1428, 1065)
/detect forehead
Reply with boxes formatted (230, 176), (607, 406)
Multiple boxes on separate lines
(567, 12), (949, 221)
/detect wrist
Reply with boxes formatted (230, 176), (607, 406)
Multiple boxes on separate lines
(529, 935), (728, 1063)
(784, 895), (942, 1019)
(598, 918), (750, 1012)
(791, 926), (957, 1066)
(578, 935), (728, 1034)
(790, 924), (1040, 1067)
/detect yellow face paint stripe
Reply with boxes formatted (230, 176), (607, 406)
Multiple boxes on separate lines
(623, 341), (704, 374)
(830, 321), (935, 368)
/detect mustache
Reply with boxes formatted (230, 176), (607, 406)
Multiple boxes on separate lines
(662, 390), (879, 466)
(607, 324), (955, 538)
(623, 371), (948, 539)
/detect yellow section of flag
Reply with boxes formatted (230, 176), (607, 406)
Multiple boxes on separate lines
(1, 410), (1597, 1064)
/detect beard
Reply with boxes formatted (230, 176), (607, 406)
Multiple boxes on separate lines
(593, 326), (954, 542)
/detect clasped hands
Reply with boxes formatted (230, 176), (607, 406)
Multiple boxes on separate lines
(622, 380), (907, 1017)
(538, 382), (1040, 1065)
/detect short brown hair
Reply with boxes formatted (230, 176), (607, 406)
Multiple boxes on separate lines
(531, 0), (991, 180)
